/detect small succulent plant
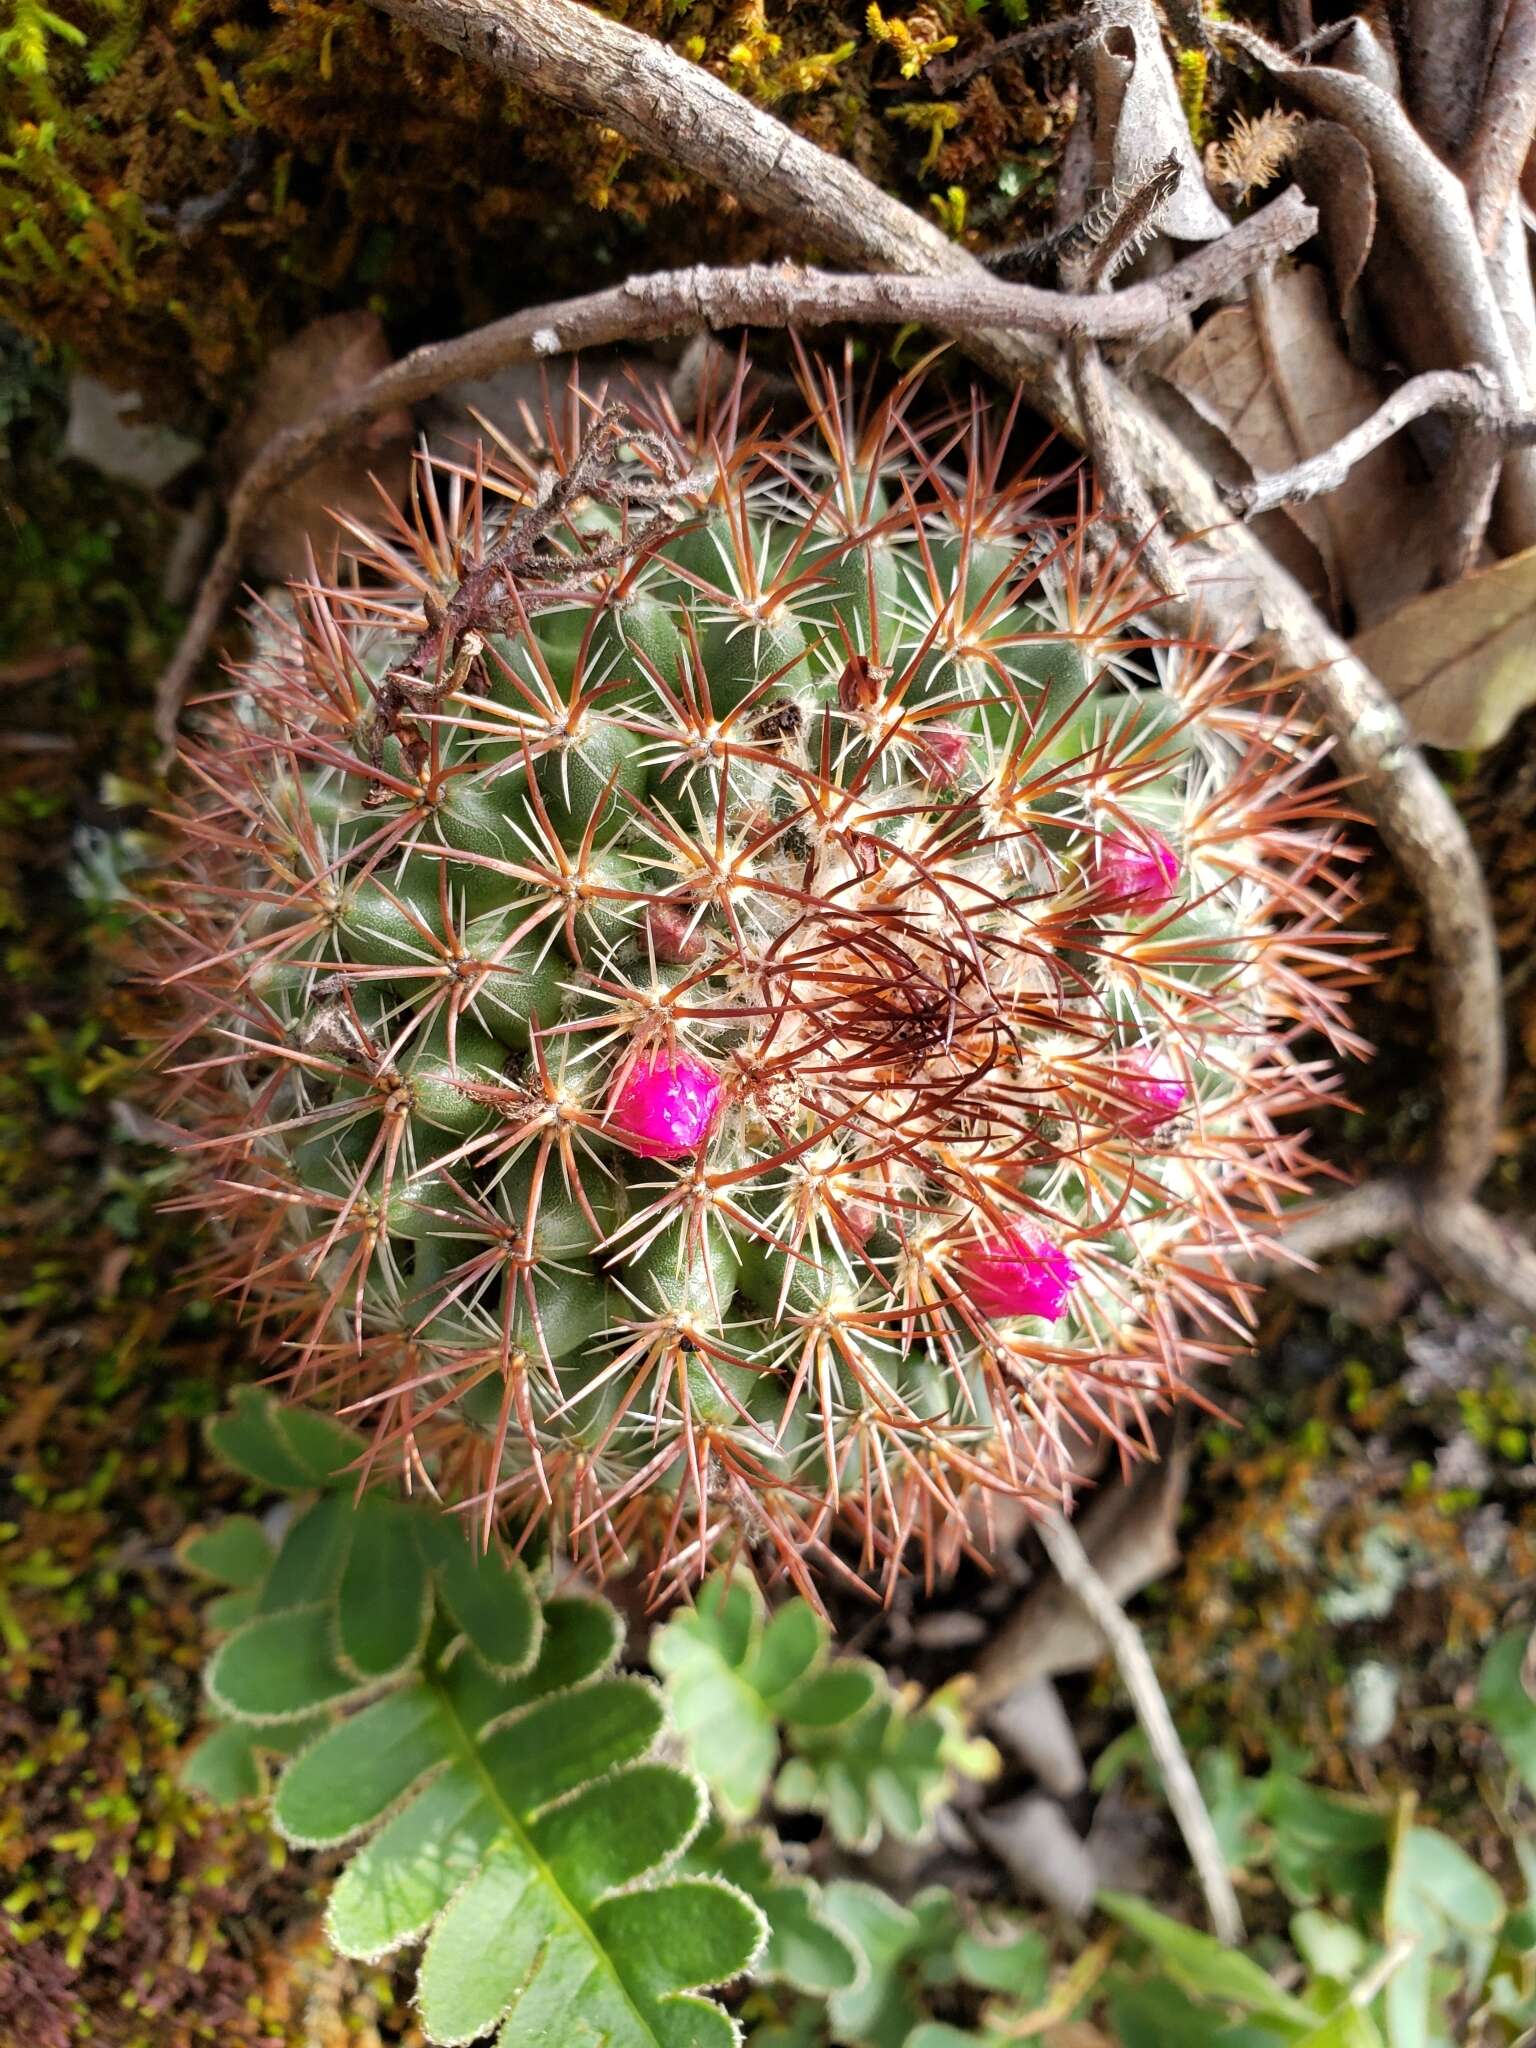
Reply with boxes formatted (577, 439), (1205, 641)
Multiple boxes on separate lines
(149, 354), (1362, 1596)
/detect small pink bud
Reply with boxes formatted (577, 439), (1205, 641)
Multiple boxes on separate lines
(1108, 1045), (1189, 1137)
(643, 902), (708, 964)
(916, 724), (970, 788)
(606, 1050), (723, 1159)
(955, 1229), (1077, 1322)
(1093, 829), (1180, 909)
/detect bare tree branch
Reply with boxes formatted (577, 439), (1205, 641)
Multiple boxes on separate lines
(1223, 364), (1536, 514)
(152, 202), (1316, 750)
(1418, 1193), (1536, 1319)
(1035, 1510), (1246, 1946)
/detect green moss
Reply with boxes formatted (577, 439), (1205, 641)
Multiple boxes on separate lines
(4, 0), (1077, 411)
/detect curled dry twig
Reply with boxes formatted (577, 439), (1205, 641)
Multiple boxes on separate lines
(151, 201), (1317, 752)
(1224, 364), (1536, 515)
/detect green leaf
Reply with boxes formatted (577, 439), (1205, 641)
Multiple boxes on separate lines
(189, 1403), (757, 2046)
(258, 1493), (352, 1616)
(651, 1575), (804, 1821)
(335, 1495), (431, 1681)
(823, 1880), (928, 2048)
(1265, 1776), (1389, 1913)
(694, 1830), (859, 1996)
(743, 1599), (825, 1700)
(206, 1387), (324, 1491)
(1198, 1749), (1267, 1872)
(416, 1513), (541, 1679)
(1477, 1631), (1536, 1794)
(1291, 1911), (1370, 1984)
(205, 1587), (261, 1633)
(273, 1400), (367, 1483)
(1294, 2009), (1385, 2048)
(275, 1685), (454, 1846)
(181, 1721), (265, 1805)
(205, 1387), (365, 1490)
(178, 1514), (275, 1589)
(1107, 1975), (1295, 2048)
(1097, 1893), (1315, 2024)
(205, 1604), (378, 1725)
(328, 1762), (504, 1960)
(952, 1923), (1048, 2000)
(777, 1692), (971, 1853)
(1382, 1823), (1505, 2048)
(780, 1661), (880, 1729)
(302, 1613), (752, 2047)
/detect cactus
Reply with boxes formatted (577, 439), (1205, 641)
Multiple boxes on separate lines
(148, 354), (1363, 1596)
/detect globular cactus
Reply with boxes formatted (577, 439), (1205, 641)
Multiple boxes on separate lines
(149, 355), (1364, 1597)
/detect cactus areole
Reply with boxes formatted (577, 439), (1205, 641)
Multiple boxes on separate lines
(149, 359), (1362, 1596)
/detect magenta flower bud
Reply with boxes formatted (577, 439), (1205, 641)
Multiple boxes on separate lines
(1109, 1045), (1189, 1137)
(606, 1050), (723, 1159)
(917, 724), (971, 789)
(1093, 829), (1180, 909)
(955, 1229), (1077, 1322)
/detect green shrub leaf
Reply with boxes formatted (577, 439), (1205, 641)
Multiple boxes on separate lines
(1097, 1892), (1315, 2023)
(180, 1722), (265, 1805)
(336, 1495), (432, 1681)
(206, 1386), (363, 1491)
(206, 1604), (378, 1724)
(178, 1514), (275, 1589)
(416, 1512), (541, 1679)
(258, 1494), (352, 1615)
(193, 1397), (759, 2047)
(275, 1685), (455, 1846)
(651, 1575), (806, 1820)
(685, 1828), (858, 1996)
(1477, 1630), (1536, 1795)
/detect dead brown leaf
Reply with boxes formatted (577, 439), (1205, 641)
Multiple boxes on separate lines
(230, 312), (413, 582)
(1159, 264), (1433, 628)
(1354, 539), (1536, 748)
(1080, 0), (1230, 243)
(1293, 120), (1378, 303)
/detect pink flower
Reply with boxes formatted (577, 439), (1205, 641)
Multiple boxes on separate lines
(1093, 829), (1180, 909)
(606, 1050), (723, 1159)
(1107, 1045), (1189, 1137)
(955, 1229), (1077, 1321)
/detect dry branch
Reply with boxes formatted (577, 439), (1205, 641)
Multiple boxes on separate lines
(152, 205), (1315, 752)
(1035, 1510), (1245, 1946)
(1217, 17), (1536, 562)
(1223, 365), (1536, 514)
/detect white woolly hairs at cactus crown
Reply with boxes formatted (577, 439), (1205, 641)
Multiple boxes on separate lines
(145, 349), (1366, 1601)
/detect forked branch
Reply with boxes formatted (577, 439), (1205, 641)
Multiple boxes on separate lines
(152, 201), (1316, 750)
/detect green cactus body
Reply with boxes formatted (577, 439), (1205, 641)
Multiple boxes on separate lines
(152, 363), (1360, 1590)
